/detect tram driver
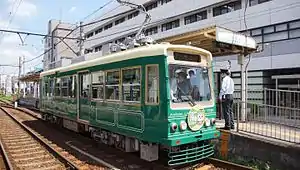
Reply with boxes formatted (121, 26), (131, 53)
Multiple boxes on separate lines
(175, 69), (192, 101)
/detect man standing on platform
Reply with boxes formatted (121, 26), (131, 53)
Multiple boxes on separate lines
(219, 68), (235, 130)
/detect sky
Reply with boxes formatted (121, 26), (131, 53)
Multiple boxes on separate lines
(0, 0), (113, 76)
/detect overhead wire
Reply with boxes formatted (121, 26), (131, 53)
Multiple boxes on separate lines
(24, 2), (123, 64)
(81, 0), (114, 21)
(16, 0), (300, 65)
(0, 0), (23, 41)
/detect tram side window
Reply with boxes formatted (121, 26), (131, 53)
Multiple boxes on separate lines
(43, 78), (49, 97)
(68, 75), (76, 98)
(105, 70), (120, 100)
(92, 71), (104, 99)
(61, 77), (69, 97)
(122, 67), (141, 102)
(49, 79), (54, 97)
(55, 78), (61, 97)
(80, 73), (90, 98)
(146, 65), (159, 104)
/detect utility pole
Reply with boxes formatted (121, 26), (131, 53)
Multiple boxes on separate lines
(18, 56), (21, 96)
(79, 21), (84, 56)
(0, 73), (2, 94)
(238, 53), (246, 122)
(22, 56), (26, 98)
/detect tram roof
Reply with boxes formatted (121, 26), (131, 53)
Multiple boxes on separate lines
(40, 44), (211, 77)
(158, 25), (257, 56)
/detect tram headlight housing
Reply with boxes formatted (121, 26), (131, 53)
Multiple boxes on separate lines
(211, 118), (216, 125)
(205, 118), (211, 127)
(171, 122), (178, 132)
(179, 121), (187, 131)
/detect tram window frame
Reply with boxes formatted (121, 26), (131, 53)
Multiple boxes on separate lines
(145, 64), (160, 105)
(105, 69), (120, 101)
(61, 76), (69, 97)
(91, 71), (105, 100)
(79, 73), (91, 99)
(69, 75), (76, 98)
(121, 66), (141, 103)
(49, 78), (55, 97)
(43, 77), (49, 97)
(55, 78), (61, 97)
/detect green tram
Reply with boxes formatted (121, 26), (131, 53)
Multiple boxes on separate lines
(40, 43), (220, 165)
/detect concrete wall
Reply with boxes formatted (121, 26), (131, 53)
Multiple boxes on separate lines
(214, 131), (300, 170)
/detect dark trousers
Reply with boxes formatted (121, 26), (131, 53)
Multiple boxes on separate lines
(222, 94), (234, 128)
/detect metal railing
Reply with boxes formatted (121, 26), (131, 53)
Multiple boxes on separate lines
(235, 101), (300, 143)
(217, 88), (300, 143)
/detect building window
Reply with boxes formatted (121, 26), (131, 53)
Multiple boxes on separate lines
(128, 33), (136, 38)
(145, 2), (157, 11)
(145, 26), (158, 36)
(95, 45), (102, 52)
(92, 71), (105, 99)
(213, 0), (241, 17)
(86, 32), (94, 39)
(159, 0), (172, 5)
(117, 37), (126, 43)
(84, 49), (93, 54)
(115, 17), (125, 25)
(128, 11), (139, 20)
(105, 70), (120, 100)
(95, 28), (103, 35)
(122, 67), (141, 102)
(161, 19), (180, 32)
(184, 10), (207, 25)
(146, 65), (159, 104)
(249, 0), (272, 6)
(104, 23), (113, 30)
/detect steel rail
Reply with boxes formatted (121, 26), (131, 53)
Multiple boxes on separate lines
(0, 137), (14, 170)
(0, 106), (80, 170)
(205, 158), (255, 170)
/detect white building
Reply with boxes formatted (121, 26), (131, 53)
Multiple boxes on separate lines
(43, 20), (79, 71)
(0, 74), (13, 95)
(43, 0), (300, 101)
(80, 0), (300, 101)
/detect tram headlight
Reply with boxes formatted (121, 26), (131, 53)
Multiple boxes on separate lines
(171, 122), (178, 132)
(179, 121), (187, 131)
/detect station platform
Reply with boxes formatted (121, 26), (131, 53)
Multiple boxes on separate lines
(215, 119), (300, 170)
(216, 120), (300, 143)
(17, 97), (39, 109)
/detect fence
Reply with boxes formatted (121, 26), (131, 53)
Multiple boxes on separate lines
(217, 88), (300, 143)
(235, 101), (300, 143)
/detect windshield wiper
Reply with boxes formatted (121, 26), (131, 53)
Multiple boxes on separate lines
(176, 86), (196, 107)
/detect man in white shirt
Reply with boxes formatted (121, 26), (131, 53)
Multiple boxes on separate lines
(219, 68), (235, 130)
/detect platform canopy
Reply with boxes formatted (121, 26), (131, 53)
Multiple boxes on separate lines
(158, 25), (257, 56)
(19, 70), (42, 82)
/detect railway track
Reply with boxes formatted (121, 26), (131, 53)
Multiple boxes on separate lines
(0, 104), (111, 170)
(0, 101), (254, 170)
(0, 107), (73, 169)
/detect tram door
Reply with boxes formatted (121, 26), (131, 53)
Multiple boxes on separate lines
(77, 72), (91, 122)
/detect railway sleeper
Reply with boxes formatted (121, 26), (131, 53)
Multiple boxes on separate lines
(17, 159), (61, 169)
